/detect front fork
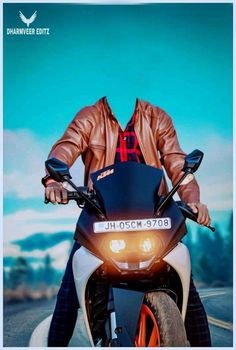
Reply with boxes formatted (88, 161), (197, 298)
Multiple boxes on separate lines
(107, 286), (144, 347)
(107, 288), (118, 345)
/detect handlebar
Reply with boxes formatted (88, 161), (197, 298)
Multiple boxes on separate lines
(44, 184), (215, 232)
(177, 201), (215, 232)
(44, 181), (106, 219)
(44, 191), (84, 205)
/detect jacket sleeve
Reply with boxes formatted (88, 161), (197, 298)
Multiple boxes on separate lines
(157, 110), (200, 203)
(42, 106), (93, 185)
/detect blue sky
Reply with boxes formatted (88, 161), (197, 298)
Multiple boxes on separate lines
(3, 3), (233, 269)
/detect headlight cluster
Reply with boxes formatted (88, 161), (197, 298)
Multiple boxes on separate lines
(109, 237), (156, 254)
(101, 233), (162, 270)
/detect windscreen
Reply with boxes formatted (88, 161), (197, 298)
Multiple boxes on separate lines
(90, 162), (163, 220)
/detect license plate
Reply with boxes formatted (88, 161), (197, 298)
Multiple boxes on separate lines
(93, 218), (171, 233)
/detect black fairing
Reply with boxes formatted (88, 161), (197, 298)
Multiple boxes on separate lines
(91, 162), (163, 220)
(74, 162), (187, 262)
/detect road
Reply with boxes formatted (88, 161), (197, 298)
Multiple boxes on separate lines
(3, 298), (89, 347)
(3, 287), (233, 347)
(199, 287), (233, 347)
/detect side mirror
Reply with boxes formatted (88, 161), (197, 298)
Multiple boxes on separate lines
(182, 149), (204, 173)
(45, 158), (72, 182)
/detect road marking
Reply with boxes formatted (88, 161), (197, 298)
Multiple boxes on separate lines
(199, 291), (233, 331)
(200, 291), (226, 299)
(207, 316), (233, 331)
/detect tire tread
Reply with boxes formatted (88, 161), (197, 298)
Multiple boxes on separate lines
(144, 291), (189, 347)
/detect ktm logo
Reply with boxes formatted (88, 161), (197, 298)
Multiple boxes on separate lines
(97, 169), (114, 181)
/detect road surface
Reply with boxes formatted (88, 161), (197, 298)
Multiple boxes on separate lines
(3, 287), (233, 347)
(199, 287), (233, 347)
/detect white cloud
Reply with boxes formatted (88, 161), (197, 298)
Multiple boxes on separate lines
(3, 129), (84, 199)
(4, 129), (47, 198)
(19, 240), (72, 271)
(4, 243), (21, 257)
(4, 240), (72, 271)
(3, 204), (81, 244)
(195, 134), (232, 210)
(169, 133), (232, 210)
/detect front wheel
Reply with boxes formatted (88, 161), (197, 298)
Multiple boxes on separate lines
(135, 291), (189, 347)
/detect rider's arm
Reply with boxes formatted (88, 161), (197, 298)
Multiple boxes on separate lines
(48, 106), (93, 166)
(157, 110), (200, 204)
(42, 106), (94, 186)
(42, 106), (94, 203)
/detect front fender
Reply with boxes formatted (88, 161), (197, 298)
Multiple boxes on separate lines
(73, 247), (104, 346)
(163, 242), (191, 320)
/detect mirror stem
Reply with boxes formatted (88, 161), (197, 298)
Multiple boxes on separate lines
(64, 177), (107, 219)
(155, 169), (192, 217)
(64, 176), (79, 191)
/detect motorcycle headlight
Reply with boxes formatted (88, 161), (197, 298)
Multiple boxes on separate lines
(102, 233), (163, 271)
(139, 237), (156, 253)
(109, 239), (126, 253)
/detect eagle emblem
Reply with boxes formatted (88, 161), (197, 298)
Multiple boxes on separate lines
(19, 11), (37, 27)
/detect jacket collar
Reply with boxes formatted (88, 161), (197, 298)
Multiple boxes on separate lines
(98, 96), (144, 120)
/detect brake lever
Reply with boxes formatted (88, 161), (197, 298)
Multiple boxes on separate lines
(177, 201), (215, 232)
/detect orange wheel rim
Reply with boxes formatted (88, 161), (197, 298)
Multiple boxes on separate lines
(135, 304), (161, 347)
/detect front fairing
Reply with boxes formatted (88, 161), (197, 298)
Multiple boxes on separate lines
(90, 162), (163, 220)
(74, 162), (187, 265)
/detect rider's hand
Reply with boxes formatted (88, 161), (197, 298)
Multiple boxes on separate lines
(187, 202), (211, 227)
(45, 180), (68, 204)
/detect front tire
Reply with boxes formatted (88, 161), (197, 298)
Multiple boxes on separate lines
(135, 291), (189, 347)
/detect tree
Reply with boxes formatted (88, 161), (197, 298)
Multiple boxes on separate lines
(223, 212), (233, 285)
(43, 254), (54, 286)
(3, 269), (9, 289)
(192, 227), (213, 284)
(8, 257), (31, 289)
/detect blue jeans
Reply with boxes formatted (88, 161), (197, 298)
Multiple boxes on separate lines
(48, 242), (211, 347)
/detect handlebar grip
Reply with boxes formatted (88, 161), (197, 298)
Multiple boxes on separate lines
(177, 201), (198, 221)
(177, 201), (215, 232)
(67, 191), (82, 200)
(44, 191), (83, 204)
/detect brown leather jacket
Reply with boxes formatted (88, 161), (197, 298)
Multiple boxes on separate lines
(44, 96), (200, 203)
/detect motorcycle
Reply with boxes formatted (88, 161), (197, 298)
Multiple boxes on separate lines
(30, 149), (214, 347)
